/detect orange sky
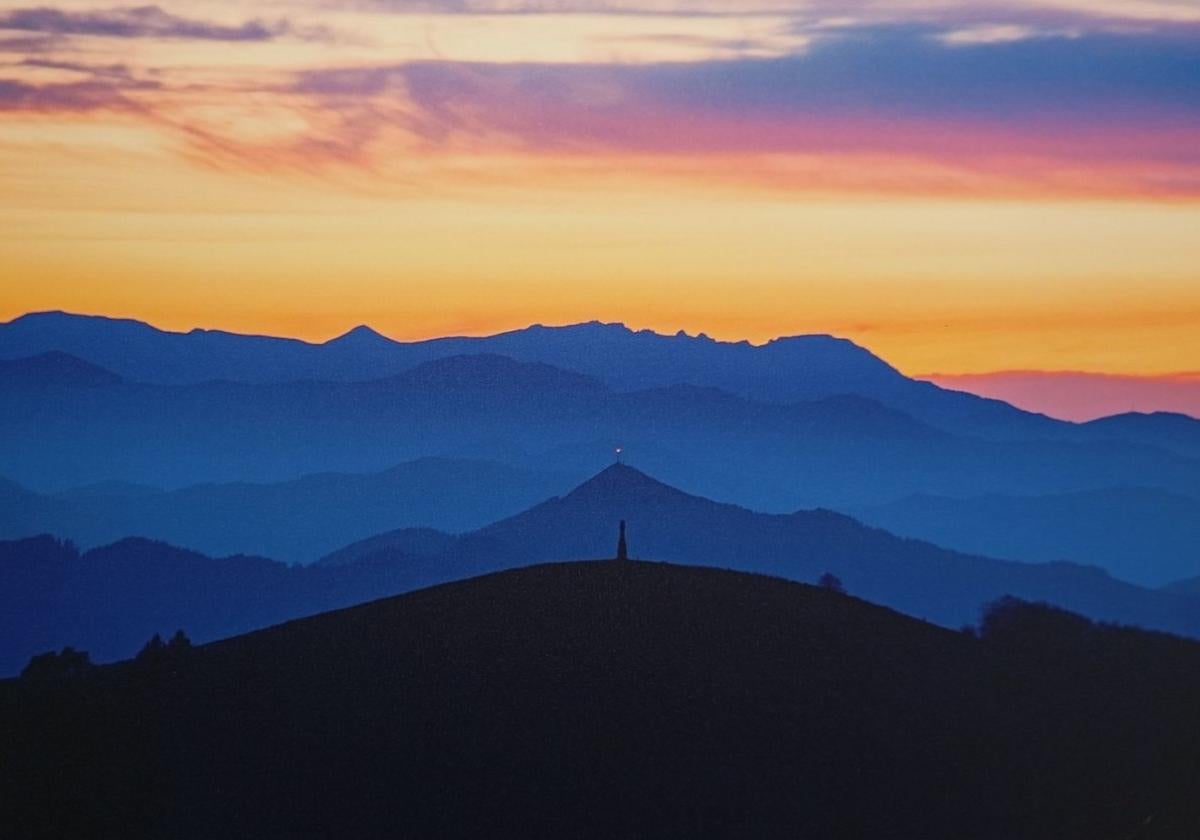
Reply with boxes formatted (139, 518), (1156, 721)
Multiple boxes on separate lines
(2, 1), (1199, 375)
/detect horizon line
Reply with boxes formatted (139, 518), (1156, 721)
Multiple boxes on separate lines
(6, 308), (1200, 380)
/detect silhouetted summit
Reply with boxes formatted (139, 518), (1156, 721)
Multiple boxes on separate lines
(328, 324), (395, 346)
(564, 462), (686, 504)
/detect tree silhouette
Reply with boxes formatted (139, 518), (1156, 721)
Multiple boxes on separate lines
(168, 629), (192, 652)
(21, 646), (93, 682)
(137, 633), (166, 661)
(818, 573), (845, 594)
(135, 629), (192, 670)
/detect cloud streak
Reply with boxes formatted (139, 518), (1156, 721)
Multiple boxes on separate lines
(0, 77), (138, 111)
(0, 5), (288, 42)
(1, 3), (1199, 199)
(237, 28), (1199, 196)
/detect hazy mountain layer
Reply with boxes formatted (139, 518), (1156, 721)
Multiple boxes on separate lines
(851, 486), (1200, 587)
(0, 458), (572, 563)
(2, 352), (1197, 515)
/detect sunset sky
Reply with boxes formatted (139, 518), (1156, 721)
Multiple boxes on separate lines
(2, 0), (1199, 375)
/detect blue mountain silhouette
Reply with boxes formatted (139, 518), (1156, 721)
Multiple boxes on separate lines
(852, 486), (1200, 587)
(0, 457), (572, 563)
(0, 311), (1055, 439)
(5, 464), (1195, 676)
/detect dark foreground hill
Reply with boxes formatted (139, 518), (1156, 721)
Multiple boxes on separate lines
(3, 561), (1199, 839)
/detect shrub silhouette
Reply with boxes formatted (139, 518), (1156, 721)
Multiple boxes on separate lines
(978, 596), (1094, 656)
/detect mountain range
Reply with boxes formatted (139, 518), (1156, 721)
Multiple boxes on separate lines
(0, 350), (1195, 507)
(4, 311), (1199, 587)
(0, 310), (1141, 441)
(10, 312), (1199, 451)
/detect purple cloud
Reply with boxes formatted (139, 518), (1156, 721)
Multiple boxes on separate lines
(0, 77), (136, 111)
(0, 56), (158, 112)
(0, 5), (285, 41)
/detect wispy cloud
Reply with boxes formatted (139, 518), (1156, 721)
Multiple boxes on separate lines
(0, 5), (289, 42)
(272, 29), (1200, 171)
(0, 77), (142, 111)
(1, 2), (1199, 199)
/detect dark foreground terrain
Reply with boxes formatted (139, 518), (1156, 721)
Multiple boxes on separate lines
(3, 560), (1199, 839)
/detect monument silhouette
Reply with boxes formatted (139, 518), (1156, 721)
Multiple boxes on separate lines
(616, 520), (629, 561)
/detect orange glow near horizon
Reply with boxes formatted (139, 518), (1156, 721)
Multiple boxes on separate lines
(2, 1), (1199, 377)
(4, 135), (1200, 375)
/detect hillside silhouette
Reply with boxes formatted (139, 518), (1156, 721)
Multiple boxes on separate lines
(6, 464), (1200, 674)
(3, 560), (1199, 839)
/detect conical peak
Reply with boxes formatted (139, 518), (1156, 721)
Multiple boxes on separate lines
(566, 463), (679, 501)
(331, 324), (390, 344)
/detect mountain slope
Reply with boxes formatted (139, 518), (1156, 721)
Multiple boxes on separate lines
(851, 486), (1200, 587)
(317, 527), (457, 568)
(0, 351), (122, 388)
(3, 561), (1199, 839)
(1077, 411), (1200, 460)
